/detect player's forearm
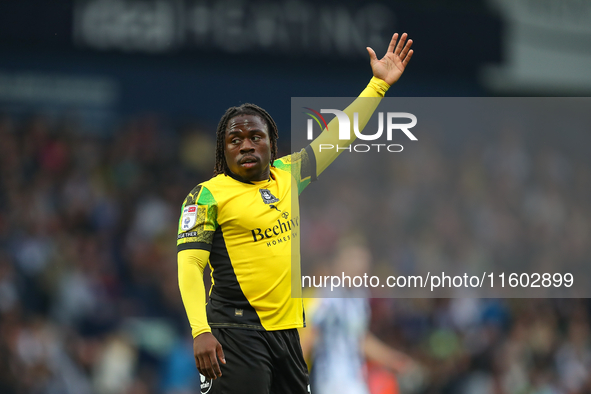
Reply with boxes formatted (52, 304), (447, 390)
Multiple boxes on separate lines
(310, 77), (390, 176)
(364, 332), (409, 370)
(178, 249), (211, 337)
(363, 332), (395, 365)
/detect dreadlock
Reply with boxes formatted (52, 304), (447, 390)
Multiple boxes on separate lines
(214, 103), (279, 176)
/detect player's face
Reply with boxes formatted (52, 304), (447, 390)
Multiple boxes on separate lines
(224, 114), (271, 181)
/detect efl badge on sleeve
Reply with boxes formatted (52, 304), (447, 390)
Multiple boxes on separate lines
(181, 205), (197, 231)
(259, 189), (279, 204)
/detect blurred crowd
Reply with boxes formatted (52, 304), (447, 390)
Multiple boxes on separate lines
(0, 112), (590, 394)
(300, 121), (591, 392)
(0, 113), (211, 394)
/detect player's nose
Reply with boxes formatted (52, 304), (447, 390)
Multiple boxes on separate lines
(240, 139), (255, 153)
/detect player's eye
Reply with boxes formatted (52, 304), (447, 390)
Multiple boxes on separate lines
(231, 138), (240, 144)
(252, 135), (261, 142)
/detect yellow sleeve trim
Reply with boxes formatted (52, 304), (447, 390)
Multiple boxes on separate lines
(361, 77), (391, 98)
(370, 77), (391, 96)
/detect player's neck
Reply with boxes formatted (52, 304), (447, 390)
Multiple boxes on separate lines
(225, 169), (272, 184)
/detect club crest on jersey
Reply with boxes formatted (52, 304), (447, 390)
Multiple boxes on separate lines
(259, 189), (279, 204)
(199, 373), (212, 393)
(181, 205), (198, 231)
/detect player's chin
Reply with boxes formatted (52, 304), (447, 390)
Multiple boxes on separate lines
(236, 164), (262, 179)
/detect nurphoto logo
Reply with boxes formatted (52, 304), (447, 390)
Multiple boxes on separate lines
(303, 107), (417, 152)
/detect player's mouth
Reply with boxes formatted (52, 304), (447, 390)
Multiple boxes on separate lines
(240, 156), (259, 168)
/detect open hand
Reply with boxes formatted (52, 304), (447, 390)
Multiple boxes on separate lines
(367, 33), (413, 86)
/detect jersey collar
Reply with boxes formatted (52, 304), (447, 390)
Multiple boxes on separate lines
(225, 169), (275, 185)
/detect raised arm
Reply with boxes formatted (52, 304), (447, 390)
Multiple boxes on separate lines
(310, 33), (413, 177)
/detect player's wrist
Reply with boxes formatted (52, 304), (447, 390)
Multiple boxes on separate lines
(368, 77), (390, 97)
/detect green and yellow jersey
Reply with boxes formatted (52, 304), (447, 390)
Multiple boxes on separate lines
(178, 147), (315, 333)
(178, 77), (390, 338)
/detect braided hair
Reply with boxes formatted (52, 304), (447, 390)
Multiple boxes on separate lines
(214, 103), (279, 176)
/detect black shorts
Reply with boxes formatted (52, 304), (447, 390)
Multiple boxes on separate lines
(200, 328), (310, 394)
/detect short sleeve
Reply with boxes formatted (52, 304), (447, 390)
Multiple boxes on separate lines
(273, 145), (317, 195)
(177, 185), (218, 252)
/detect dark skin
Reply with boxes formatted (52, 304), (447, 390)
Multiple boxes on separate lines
(193, 32), (413, 381)
(193, 332), (225, 379)
(224, 114), (272, 182)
